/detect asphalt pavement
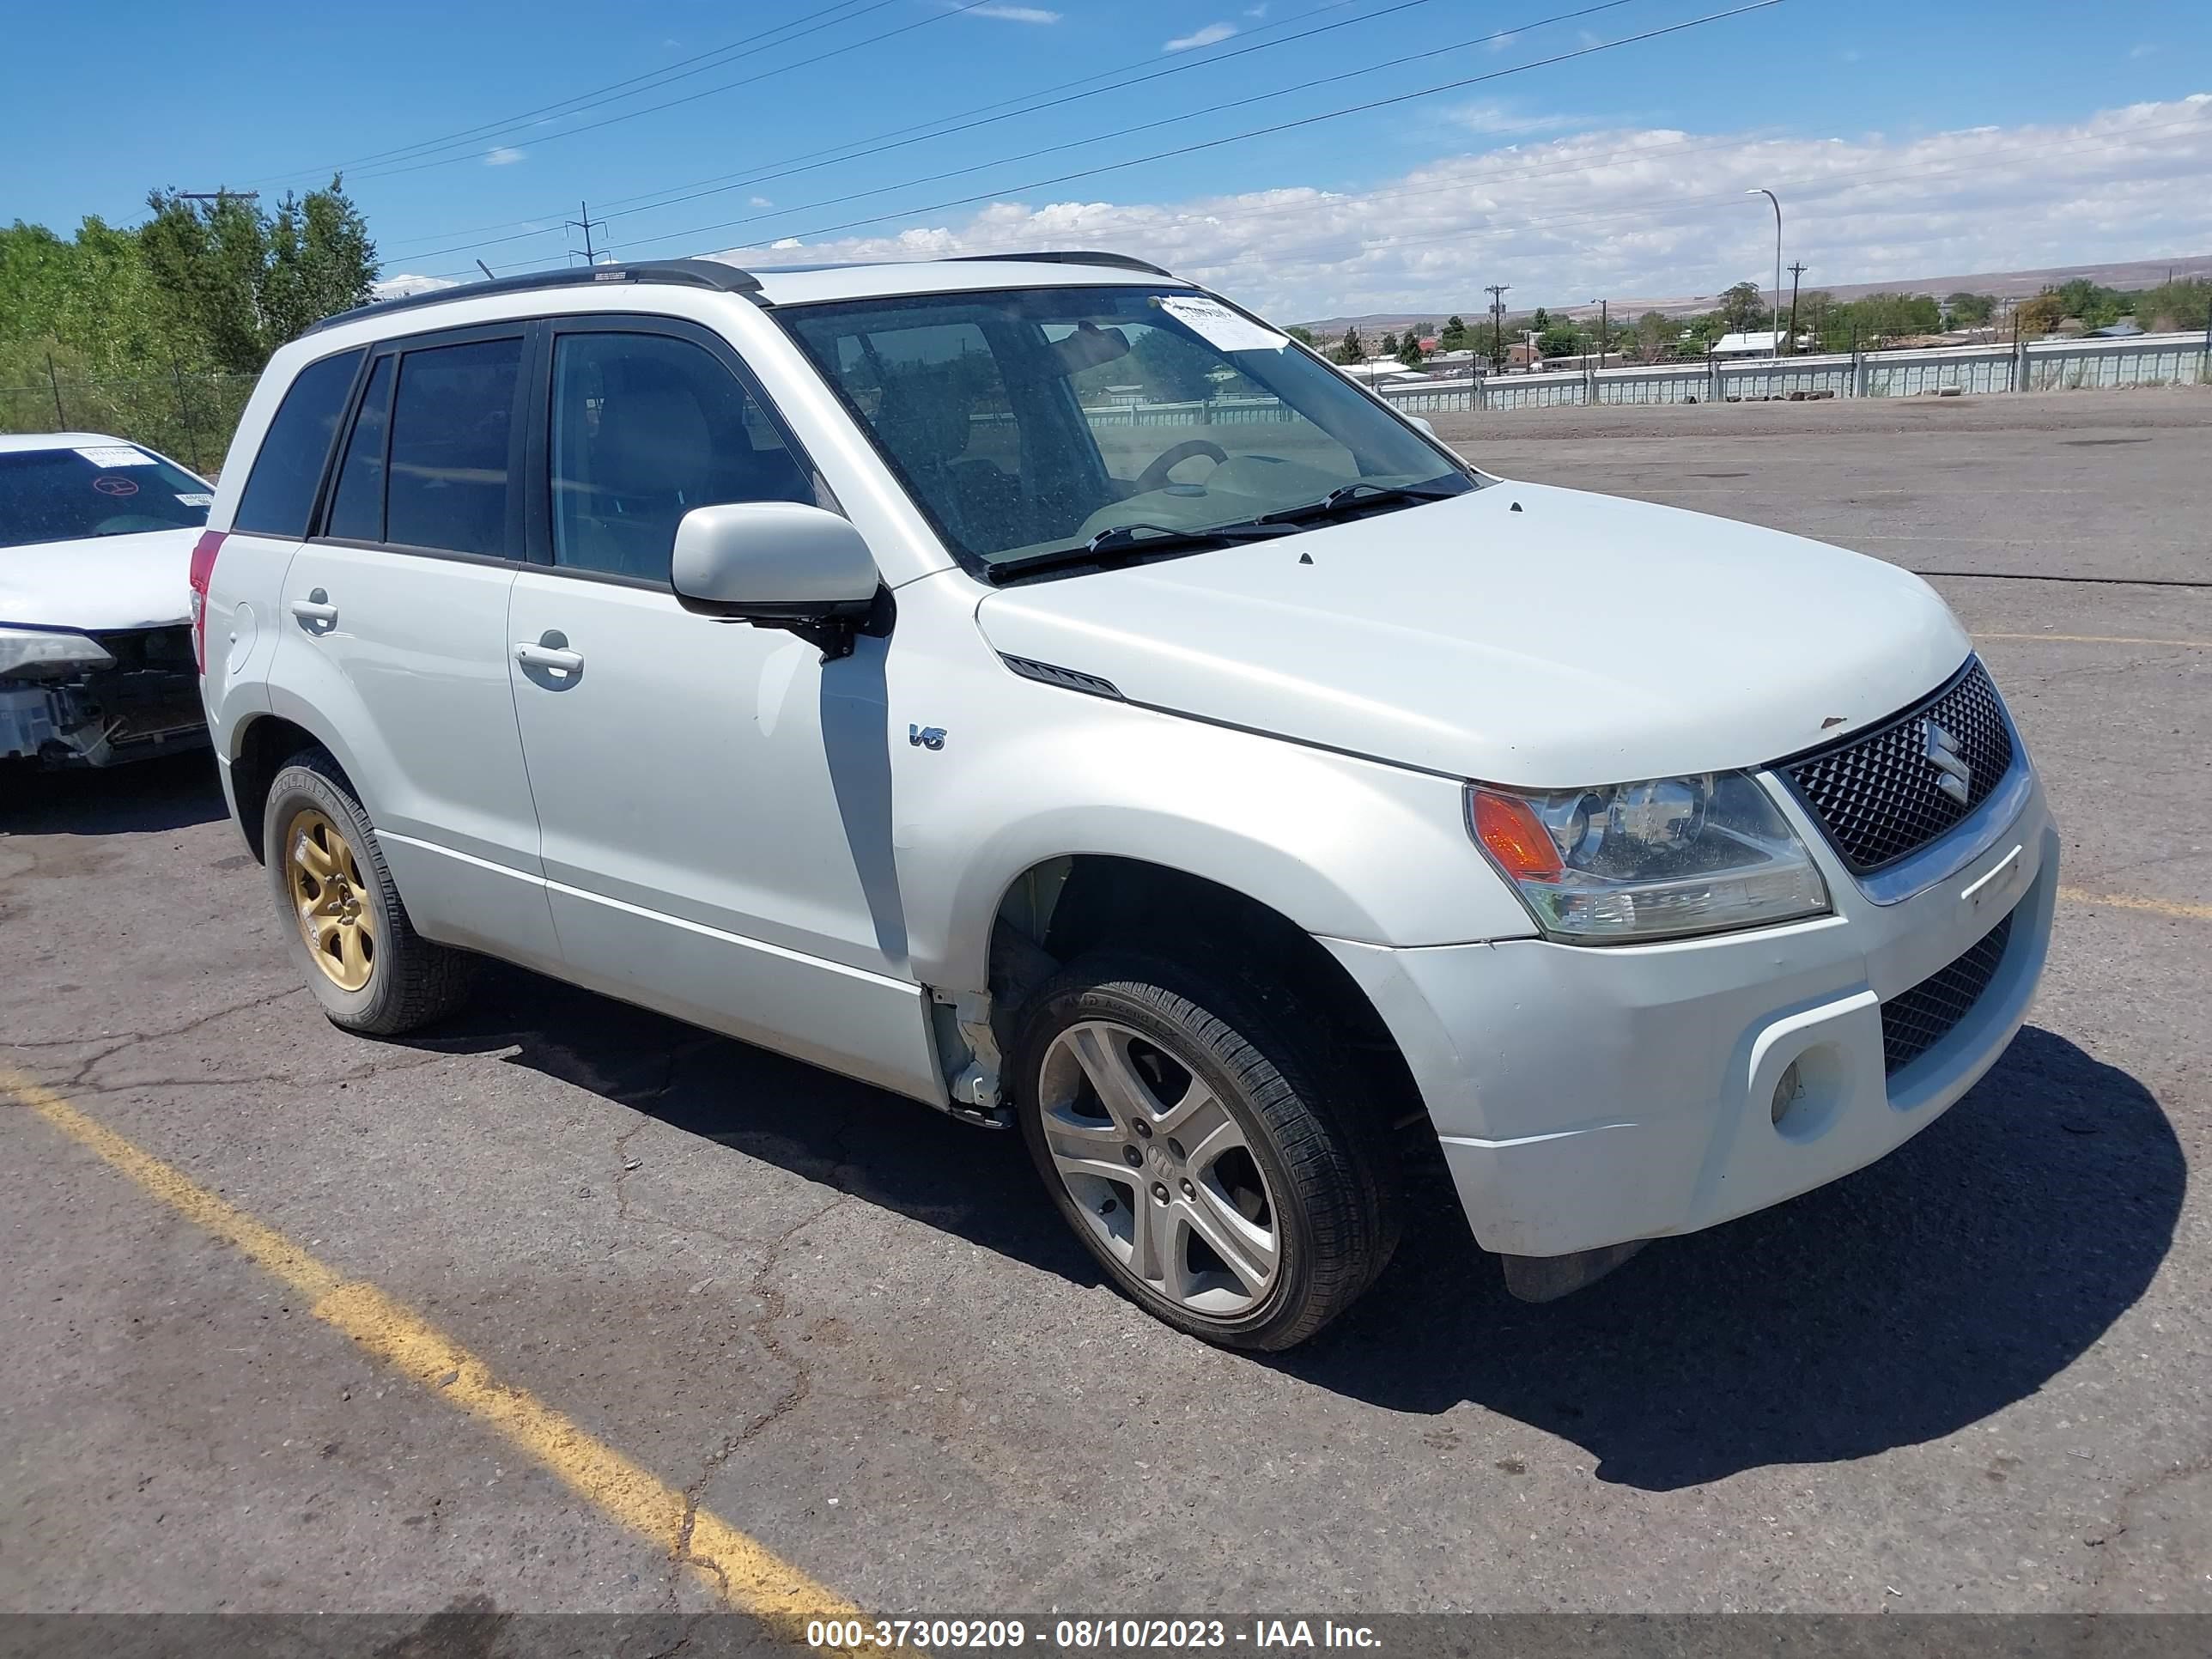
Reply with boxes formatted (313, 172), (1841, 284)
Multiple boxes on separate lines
(3, 388), (2207, 1628)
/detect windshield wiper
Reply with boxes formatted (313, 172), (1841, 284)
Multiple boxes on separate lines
(1256, 478), (1469, 526)
(987, 519), (1297, 582)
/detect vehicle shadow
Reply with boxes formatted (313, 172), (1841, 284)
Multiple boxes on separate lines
(405, 980), (2179, 1493)
(0, 751), (226, 836)
(1278, 1024), (2184, 1490)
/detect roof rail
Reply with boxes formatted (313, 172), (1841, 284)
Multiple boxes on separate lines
(949, 250), (1177, 279)
(301, 258), (763, 337)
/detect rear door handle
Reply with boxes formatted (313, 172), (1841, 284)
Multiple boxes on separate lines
(290, 588), (337, 625)
(514, 639), (584, 674)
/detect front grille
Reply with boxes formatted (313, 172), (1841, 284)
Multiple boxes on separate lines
(1881, 910), (2014, 1075)
(1784, 659), (2014, 872)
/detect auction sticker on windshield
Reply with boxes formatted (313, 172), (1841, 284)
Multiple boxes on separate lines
(1155, 295), (1289, 353)
(75, 445), (155, 467)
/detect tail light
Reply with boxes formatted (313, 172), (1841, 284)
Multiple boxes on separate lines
(188, 531), (226, 674)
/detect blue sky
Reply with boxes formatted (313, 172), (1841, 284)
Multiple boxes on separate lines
(6, 1), (2209, 317)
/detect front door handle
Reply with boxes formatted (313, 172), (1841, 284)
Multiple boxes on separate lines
(290, 588), (337, 626)
(514, 633), (584, 675)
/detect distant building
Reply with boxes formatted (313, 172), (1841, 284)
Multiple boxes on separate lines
(1709, 331), (1789, 357)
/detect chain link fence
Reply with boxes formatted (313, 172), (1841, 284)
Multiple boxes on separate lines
(0, 362), (258, 478)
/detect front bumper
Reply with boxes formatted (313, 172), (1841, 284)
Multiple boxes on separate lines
(1323, 770), (2058, 1260)
(0, 625), (207, 767)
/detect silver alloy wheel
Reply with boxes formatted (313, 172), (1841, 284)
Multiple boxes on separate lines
(1036, 1018), (1283, 1318)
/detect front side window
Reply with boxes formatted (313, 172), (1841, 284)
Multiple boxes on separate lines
(385, 337), (522, 558)
(549, 330), (814, 582)
(233, 347), (364, 537)
(779, 285), (1471, 574)
(1, 445), (211, 550)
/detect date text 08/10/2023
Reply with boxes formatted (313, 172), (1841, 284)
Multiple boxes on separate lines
(806, 1619), (1384, 1650)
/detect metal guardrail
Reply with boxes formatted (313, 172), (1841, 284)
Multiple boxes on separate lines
(1364, 331), (2212, 415)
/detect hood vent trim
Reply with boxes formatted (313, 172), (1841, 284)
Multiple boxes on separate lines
(1000, 653), (1123, 701)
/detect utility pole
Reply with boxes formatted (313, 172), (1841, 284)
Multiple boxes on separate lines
(1486, 284), (1510, 370)
(1786, 262), (1808, 356)
(567, 201), (610, 266)
(1597, 298), (1608, 364)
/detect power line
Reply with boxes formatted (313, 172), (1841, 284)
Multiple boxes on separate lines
(344, 0), (1006, 186)
(243, 0), (902, 187)
(410, 0), (1682, 274)
(566, 202), (611, 265)
(550, 1), (1787, 272)
(398, 0), (1466, 258)
(380, 0), (1381, 252)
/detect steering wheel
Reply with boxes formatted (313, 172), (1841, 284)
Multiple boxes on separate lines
(1134, 439), (1229, 495)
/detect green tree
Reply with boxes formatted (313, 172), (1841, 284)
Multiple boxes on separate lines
(1438, 313), (1467, 350)
(1529, 307), (1551, 334)
(1635, 310), (1670, 361)
(1377, 331), (1399, 359)
(1395, 332), (1425, 367)
(1331, 325), (1365, 364)
(141, 178), (377, 374)
(1283, 324), (1316, 347)
(1721, 282), (1765, 331)
(2126, 278), (2212, 331)
(2012, 291), (2067, 339)
(1943, 291), (1996, 326)
(1536, 325), (1581, 361)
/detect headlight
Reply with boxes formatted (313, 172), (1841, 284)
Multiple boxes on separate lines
(1466, 771), (1829, 943)
(0, 626), (115, 679)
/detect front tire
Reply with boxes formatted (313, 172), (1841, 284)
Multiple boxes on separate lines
(262, 748), (475, 1036)
(1015, 950), (1399, 1350)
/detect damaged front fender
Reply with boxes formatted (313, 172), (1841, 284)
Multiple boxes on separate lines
(0, 624), (209, 768)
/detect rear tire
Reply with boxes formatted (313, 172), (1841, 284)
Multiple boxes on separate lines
(262, 747), (475, 1036)
(1014, 949), (1399, 1350)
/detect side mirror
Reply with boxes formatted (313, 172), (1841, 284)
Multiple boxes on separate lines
(672, 501), (885, 658)
(1407, 415), (1437, 438)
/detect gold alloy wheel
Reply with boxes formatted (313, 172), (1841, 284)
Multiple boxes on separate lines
(284, 807), (376, 992)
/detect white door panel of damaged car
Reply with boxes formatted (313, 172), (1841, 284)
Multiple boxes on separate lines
(501, 320), (942, 1103)
(210, 257), (2055, 1349)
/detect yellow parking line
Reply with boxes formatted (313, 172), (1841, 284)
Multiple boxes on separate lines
(1980, 633), (2212, 649)
(2059, 886), (2212, 923)
(0, 1065), (870, 1645)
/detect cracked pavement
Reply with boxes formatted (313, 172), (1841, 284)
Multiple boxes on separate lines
(3, 392), (2208, 1619)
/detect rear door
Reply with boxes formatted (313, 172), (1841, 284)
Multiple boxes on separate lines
(503, 316), (941, 1101)
(270, 324), (559, 970)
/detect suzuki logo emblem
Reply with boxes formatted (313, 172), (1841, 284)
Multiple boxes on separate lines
(1924, 720), (1972, 805)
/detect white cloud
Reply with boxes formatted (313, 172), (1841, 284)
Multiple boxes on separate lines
(1451, 101), (1598, 136)
(1486, 31), (1516, 53)
(2130, 44), (2159, 58)
(971, 4), (1061, 21)
(750, 195), (774, 207)
(699, 95), (2212, 320)
(1165, 21), (1237, 52)
(372, 274), (458, 301)
(483, 146), (526, 166)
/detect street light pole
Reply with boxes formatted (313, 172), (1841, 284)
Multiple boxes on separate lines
(1747, 188), (1781, 356)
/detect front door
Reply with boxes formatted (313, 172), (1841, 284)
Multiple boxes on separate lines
(504, 319), (940, 1102)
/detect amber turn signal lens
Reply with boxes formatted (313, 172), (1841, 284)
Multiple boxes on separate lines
(1469, 787), (1565, 881)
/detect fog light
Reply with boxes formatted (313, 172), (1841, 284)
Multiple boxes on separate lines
(1771, 1060), (1804, 1126)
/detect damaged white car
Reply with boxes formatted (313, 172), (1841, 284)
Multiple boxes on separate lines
(1, 433), (213, 767)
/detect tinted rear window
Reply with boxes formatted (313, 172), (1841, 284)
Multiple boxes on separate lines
(385, 337), (522, 558)
(233, 348), (364, 537)
(0, 446), (211, 550)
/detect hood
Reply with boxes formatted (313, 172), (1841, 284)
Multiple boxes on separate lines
(0, 527), (198, 634)
(975, 483), (1972, 787)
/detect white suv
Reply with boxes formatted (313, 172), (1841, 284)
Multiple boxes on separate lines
(197, 253), (2056, 1348)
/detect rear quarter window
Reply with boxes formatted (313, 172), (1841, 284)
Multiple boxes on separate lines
(232, 348), (365, 537)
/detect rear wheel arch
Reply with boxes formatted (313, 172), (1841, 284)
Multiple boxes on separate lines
(229, 713), (371, 863)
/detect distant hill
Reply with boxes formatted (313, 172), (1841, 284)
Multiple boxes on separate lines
(1297, 253), (2212, 335)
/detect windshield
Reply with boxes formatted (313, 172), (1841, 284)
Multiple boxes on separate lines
(778, 284), (1472, 572)
(0, 445), (211, 550)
